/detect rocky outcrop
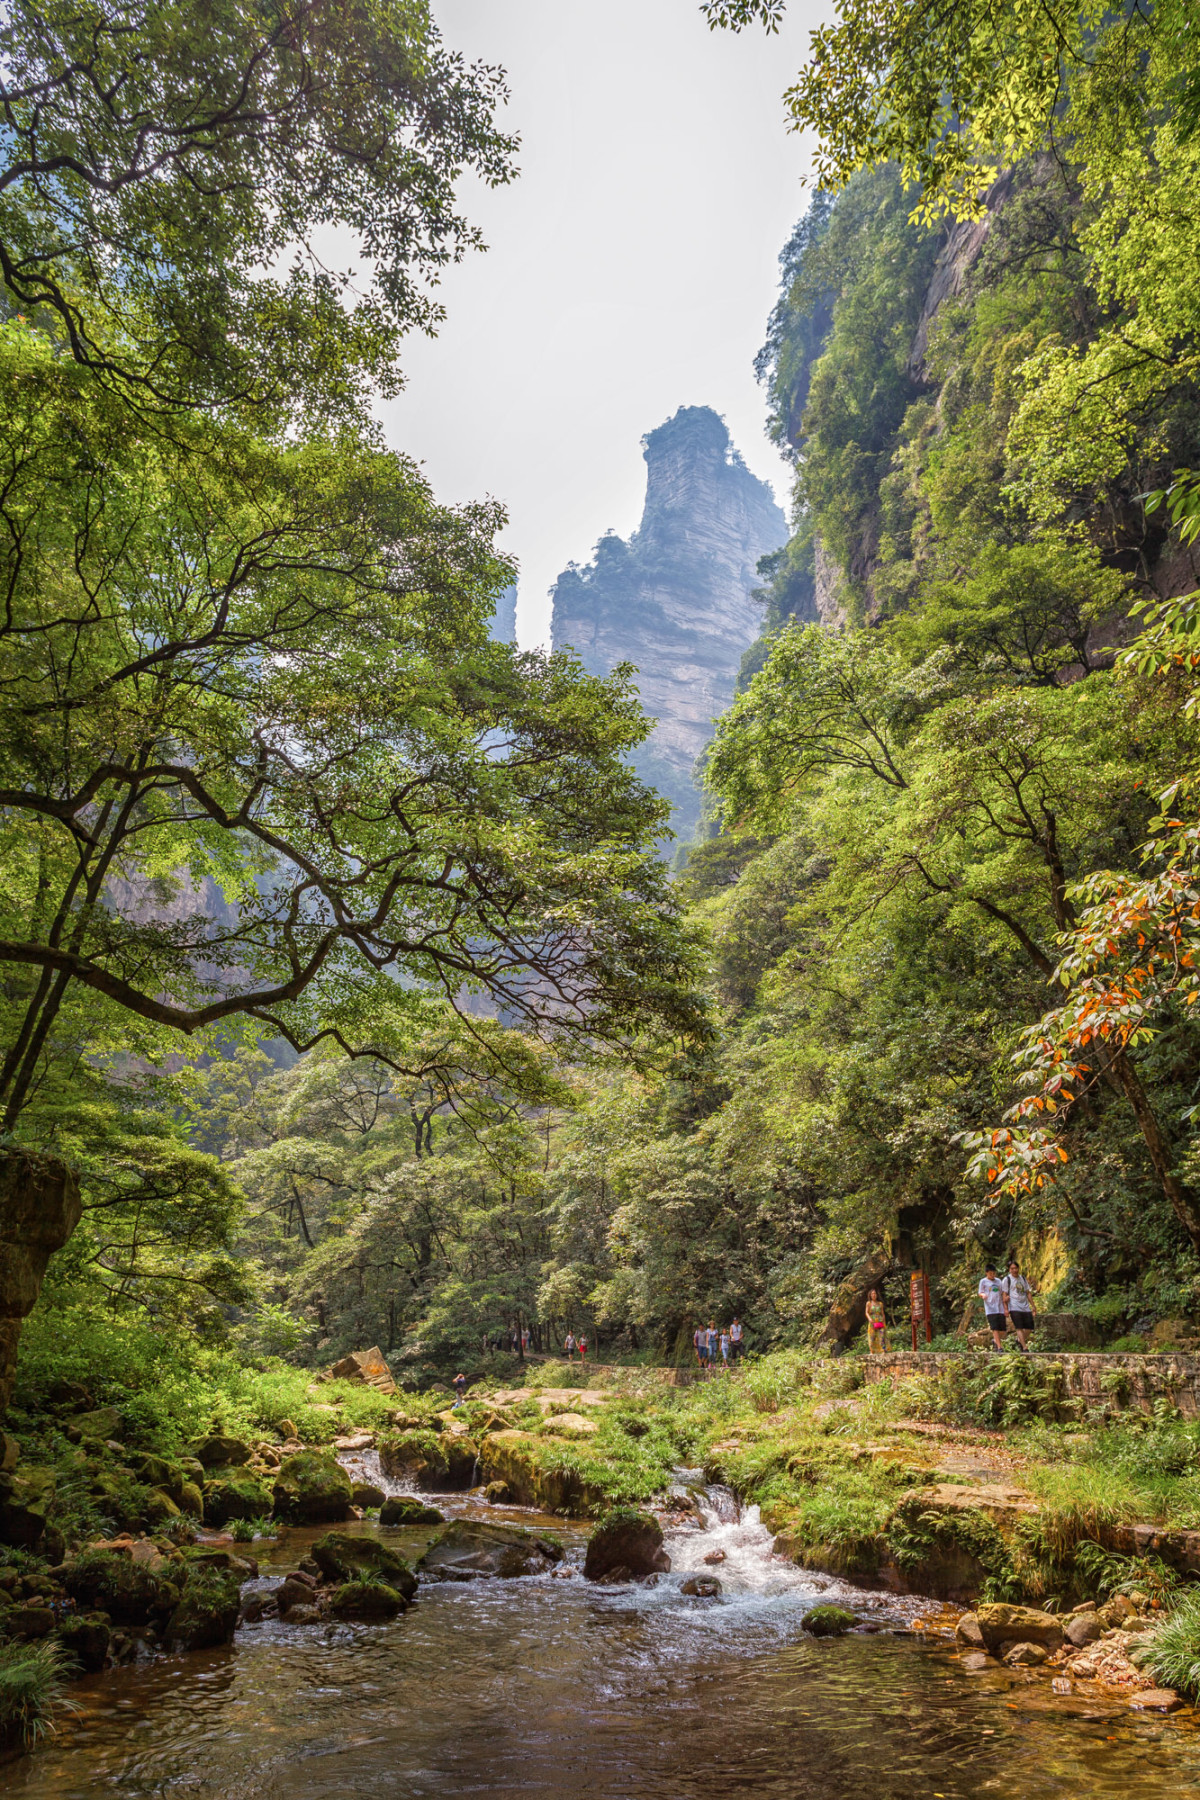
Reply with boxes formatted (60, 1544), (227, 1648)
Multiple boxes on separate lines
(550, 406), (786, 837)
(0, 1152), (82, 1416)
(272, 1451), (353, 1523)
(328, 1346), (397, 1395)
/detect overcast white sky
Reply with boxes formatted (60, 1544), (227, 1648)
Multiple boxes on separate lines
(380, 0), (822, 647)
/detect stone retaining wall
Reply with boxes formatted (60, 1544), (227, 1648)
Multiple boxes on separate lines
(862, 1349), (1200, 1416)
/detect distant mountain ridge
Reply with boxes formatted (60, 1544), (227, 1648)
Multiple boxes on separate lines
(549, 405), (786, 837)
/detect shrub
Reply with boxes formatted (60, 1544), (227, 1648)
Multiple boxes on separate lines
(0, 1641), (73, 1755)
(1143, 1591), (1200, 1699)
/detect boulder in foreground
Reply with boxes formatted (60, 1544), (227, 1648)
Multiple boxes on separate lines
(418, 1520), (563, 1581)
(583, 1511), (670, 1583)
(309, 1531), (417, 1600)
(272, 1452), (353, 1524)
(975, 1603), (1063, 1655)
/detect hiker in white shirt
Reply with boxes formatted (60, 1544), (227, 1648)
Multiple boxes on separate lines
(729, 1318), (744, 1362)
(978, 1264), (1008, 1352)
(1002, 1260), (1038, 1351)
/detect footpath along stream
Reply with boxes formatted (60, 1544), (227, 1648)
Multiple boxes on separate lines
(10, 1453), (1200, 1800)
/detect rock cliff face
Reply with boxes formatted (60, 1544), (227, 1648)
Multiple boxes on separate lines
(550, 407), (786, 837)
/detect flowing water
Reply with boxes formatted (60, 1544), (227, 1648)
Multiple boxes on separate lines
(10, 1476), (1200, 1800)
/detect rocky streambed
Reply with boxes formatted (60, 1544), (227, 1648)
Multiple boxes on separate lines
(6, 1463), (1200, 1798)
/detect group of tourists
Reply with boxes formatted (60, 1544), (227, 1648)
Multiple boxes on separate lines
(692, 1318), (744, 1371)
(863, 1257), (1038, 1354)
(978, 1260), (1038, 1351)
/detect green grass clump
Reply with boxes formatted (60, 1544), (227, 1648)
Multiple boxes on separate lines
(1142, 1591), (1200, 1698)
(0, 1641), (73, 1754)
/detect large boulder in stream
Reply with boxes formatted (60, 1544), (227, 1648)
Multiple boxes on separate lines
(380, 1496), (445, 1526)
(328, 1580), (408, 1621)
(272, 1451), (353, 1523)
(417, 1520), (564, 1581)
(379, 1430), (479, 1491)
(583, 1510), (670, 1583)
(164, 1566), (243, 1652)
(974, 1603), (1063, 1655)
(310, 1531), (417, 1600)
(64, 1548), (180, 1625)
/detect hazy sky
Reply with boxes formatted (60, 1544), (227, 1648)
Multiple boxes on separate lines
(380, 0), (821, 646)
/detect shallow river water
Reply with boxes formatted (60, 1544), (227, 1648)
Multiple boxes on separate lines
(11, 1481), (1200, 1800)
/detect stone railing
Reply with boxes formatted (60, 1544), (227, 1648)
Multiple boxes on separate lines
(861, 1348), (1200, 1416)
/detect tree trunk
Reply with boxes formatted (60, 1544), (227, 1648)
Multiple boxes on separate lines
(0, 1151), (82, 1416)
(1111, 1051), (1200, 1254)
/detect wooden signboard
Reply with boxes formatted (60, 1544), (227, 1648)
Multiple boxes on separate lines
(910, 1271), (932, 1350)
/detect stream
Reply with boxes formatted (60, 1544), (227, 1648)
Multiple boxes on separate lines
(10, 1463), (1200, 1800)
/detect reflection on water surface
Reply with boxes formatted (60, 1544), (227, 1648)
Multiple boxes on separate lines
(10, 1497), (1200, 1800)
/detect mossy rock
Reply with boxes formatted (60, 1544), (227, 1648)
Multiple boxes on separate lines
(802, 1604), (856, 1637)
(380, 1496), (445, 1526)
(203, 1468), (272, 1528)
(272, 1452), (352, 1524)
(64, 1550), (179, 1625)
(164, 1567), (242, 1652)
(584, 1511), (670, 1582)
(72, 1406), (124, 1443)
(351, 1482), (386, 1508)
(190, 1434), (252, 1469)
(328, 1579), (407, 1621)
(142, 1487), (182, 1528)
(418, 1520), (563, 1581)
(56, 1612), (112, 1672)
(179, 1481), (204, 1519)
(309, 1531), (417, 1599)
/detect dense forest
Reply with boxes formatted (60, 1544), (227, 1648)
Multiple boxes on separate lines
(5, 0), (1200, 1424)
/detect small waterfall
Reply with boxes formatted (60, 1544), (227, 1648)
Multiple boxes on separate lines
(336, 1446), (416, 1498)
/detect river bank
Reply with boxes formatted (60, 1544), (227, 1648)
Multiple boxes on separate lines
(6, 1345), (1200, 1782)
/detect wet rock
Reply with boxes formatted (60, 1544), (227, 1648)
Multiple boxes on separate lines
(975, 1604), (1063, 1655)
(183, 1547), (257, 1579)
(272, 1452), (353, 1524)
(483, 1481), (513, 1506)
(955, 1613), (986, 1650)
(351, 1482), (386, 1509)
(239, 1592), (272, 1624)
(960, 1652), (993, 1672)
(583, 1511), (670, 1582)
(1002, 1641), (1049, 1667)
(202, 1468), (272, 1528)
(802, 1605), (856, 1637)
(703, 1549), (727, 1566)
(274, 1574), (315, 1613)
(380, 1496), (445, 1527)
(1129, 1688), (1182, 1712)
(681, 1576), (722, 1597)
(328, 1579), (407, 1621)
(310, 1531), (417, 1598)
(190, 1434), (252, 1469)
(1065, 1612), (1104, 1648)
(418, 1520), (563, 1581)
(283, 1602), (323, 1625)
(56, 1613), (111, 1671)
(164, 1567), (242, 1652)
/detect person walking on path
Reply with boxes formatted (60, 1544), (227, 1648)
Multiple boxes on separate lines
(564, 1330), (576, 1361)
(705, 1321), (718, 1377)
(729, 1317), (744, 1362)
(693, 1324), (706, 1369)
(719, 1327), (731, 1367)
(578, 1334), (588, 1365)
(1003, 1261), (1038, 1351)
(452, 1372), (468, 1407)
(978, 1264), (1008, 1351)
(864, 1289), (888, 1354)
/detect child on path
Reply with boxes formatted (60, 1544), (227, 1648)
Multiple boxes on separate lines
(978, 1264), (1008, 1351)
(865, 1289), (888, 1353)
(719, 1328), (731, 1367)
(1003, 1261), (1038, 1351)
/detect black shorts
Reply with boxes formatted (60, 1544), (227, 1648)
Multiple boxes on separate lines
(1009, 1310), (1035, 1332)
(985, 1314), (1007, 1332)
